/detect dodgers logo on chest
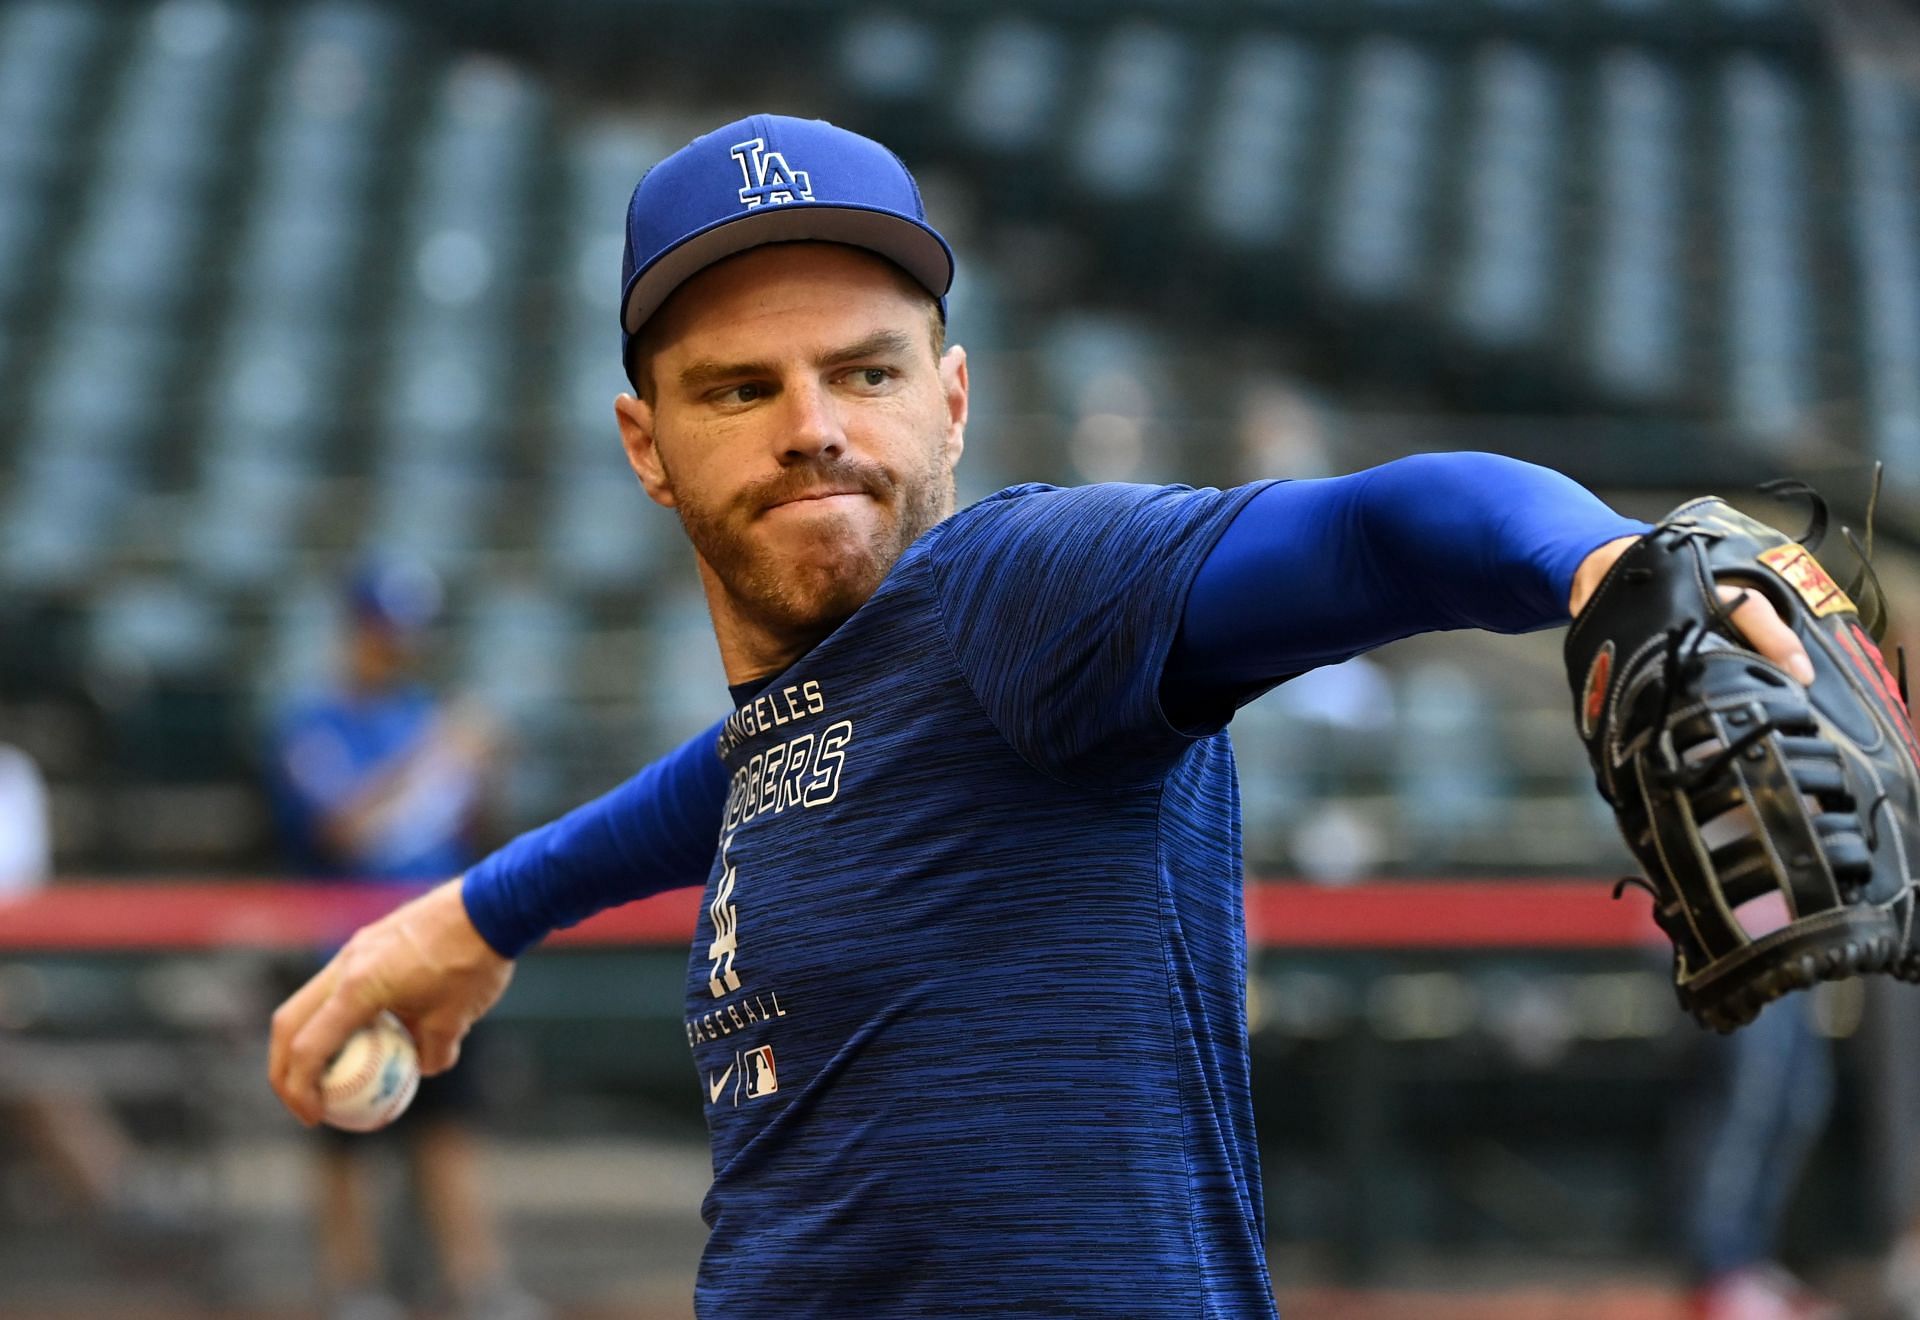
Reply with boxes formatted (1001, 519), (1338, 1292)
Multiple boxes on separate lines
(687, 681), (860, 1108)
(688, 829), (794, 1107)
(714, 680), (854, 830)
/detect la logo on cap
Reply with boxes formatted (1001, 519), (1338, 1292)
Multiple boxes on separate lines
(730, 137), (813, 210)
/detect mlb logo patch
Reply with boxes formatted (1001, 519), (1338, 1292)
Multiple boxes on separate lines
(744, 1045), (778, 1099)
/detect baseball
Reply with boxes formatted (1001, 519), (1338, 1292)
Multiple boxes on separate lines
(320, 1011), (420, 1133)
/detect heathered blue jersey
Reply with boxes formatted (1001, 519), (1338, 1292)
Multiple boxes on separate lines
(684, 480), (1274, 1318)
(460, 455), (1648, 1317)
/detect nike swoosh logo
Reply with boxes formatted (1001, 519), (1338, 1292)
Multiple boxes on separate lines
(708, 1063), (734, 1103)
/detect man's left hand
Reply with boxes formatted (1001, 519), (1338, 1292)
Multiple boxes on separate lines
(1570, 534), (1816, 687)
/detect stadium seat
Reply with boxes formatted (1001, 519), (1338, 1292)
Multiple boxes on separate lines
(1720, 56), (1813, 448)
(1197, 37), (1322, 249)
(256, 575), (346, 708)
(1589, 50), (1686, 400)
(542, 461), (675, 592)
(89, 577), (227, 682)
(264, 115), (383, 197)
(564, 118), (678, 319)
(956, 19), (1067, 155)
(0, 0), (100, 185)
(553, 119), (678, 469)
(286, 0), (406, 64)
(244, 0), (395, 216)
(363, 459), (495, 572)
(0, 452), (133, 589)
(1453, 44), (1560, 347)
(61, 181), (208, 322)
(26, 317), (175, 453)
(460, 582), (588, 821)
(233, 195), (369, 316)
(1036, 313), (1178, 484)
(182, 454), (313, 588)
(1843, 71), (1920, 476)
(95, 0), (252, 194)
(643, 587), (730, 747)
(1073, 25), (1193, 201)
(837, 12), (940, 104)
(203, 322), (348, 465)
(551, 346), (630, 466)
(462, 582), (579, 727)
(89, 577), (249, 794)
(376, 326), (510, 466)
(0, 192), (53, 316)
(1324, 39), (1442, 302)
(229, 57), (386, 321)
(569, 118), (667, 224)
(1228, 691), (1324, 867)
(408, 59), (541, 238)
(1393, 662), (1512, 863)
(943, 266), (1015, 499)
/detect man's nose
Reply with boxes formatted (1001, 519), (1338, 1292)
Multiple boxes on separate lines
(778, 380), (846, 461)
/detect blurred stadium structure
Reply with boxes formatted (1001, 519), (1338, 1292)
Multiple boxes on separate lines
(8, 0), (1920, 875)
(7, 0), (1920, 1314)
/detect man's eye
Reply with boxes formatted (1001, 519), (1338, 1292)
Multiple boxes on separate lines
(720, 383), (765, 405)
(848, 368), (891, 388)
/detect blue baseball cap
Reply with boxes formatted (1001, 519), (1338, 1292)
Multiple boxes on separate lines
(347, 558), (442, 635)
(619, 113), (955, 387)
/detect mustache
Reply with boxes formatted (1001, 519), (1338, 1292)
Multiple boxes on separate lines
(742, 460), (894, 513)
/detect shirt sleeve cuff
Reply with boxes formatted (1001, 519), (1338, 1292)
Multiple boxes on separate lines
(1542, 518), (1654, 620)
(460, 852), (542, 959)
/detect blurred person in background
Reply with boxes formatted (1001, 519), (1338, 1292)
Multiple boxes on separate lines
(0, 741), (49, 896)
(0, 742), (182, 1235)
(1674, 988), (1836, 1320)
(266, 561), (543, 1320)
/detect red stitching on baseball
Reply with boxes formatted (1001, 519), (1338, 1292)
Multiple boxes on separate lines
(323, 1027), (393, 1103)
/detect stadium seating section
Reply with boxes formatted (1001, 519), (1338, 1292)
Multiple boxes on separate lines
(0, 0), (1912, 876)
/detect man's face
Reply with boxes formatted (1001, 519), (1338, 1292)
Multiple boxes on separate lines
(617, 243), (968, 643)
(346, 617), (416, 692)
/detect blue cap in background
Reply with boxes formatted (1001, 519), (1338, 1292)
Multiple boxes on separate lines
(619, 113), (955, 386)
(348, 558), (443, 635)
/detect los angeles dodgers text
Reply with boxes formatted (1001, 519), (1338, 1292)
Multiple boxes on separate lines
(722, 719), (853, 832)
(715, 680), (826, 760)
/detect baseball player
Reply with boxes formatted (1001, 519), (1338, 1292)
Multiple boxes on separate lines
(269, 114), (1815, 1317)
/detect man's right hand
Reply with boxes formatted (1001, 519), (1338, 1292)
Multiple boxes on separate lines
(268, 877), (514, 1126)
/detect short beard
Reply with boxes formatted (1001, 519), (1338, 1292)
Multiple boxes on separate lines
(671, 453), (953, 639)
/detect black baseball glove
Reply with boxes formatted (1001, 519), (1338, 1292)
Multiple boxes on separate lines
(1565, 488), (1920, 1031)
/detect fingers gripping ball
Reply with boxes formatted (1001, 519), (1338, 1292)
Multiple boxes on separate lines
(1566, 493), (1920, 1032)
(321, 1011), (421, 1133)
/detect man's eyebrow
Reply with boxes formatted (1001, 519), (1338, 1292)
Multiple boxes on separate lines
(676, 330), (922, 394)
(677, 356), (776, 393)
(817, 329), (918, 367)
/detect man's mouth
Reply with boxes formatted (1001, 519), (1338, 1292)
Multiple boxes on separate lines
(765, 488), (869, 513)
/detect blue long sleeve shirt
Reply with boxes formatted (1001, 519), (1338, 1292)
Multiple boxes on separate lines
(459, 451), (1643, 1318)
(463, 451), (1641, 957)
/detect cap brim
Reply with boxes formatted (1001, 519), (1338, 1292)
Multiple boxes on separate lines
(621, 203), (955, 337)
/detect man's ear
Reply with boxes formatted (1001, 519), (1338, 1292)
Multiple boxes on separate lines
(615, 393), (676, 509)
(939, 344), (969, 469)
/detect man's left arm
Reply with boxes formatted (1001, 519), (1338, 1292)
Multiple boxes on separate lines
(1165, 452), (1809, 722)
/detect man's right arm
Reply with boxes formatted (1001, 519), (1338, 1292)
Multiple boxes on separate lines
(268, 719), (730, 1124)
(461, 718), (731, 956)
